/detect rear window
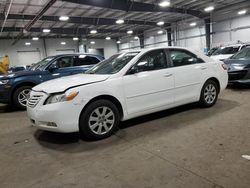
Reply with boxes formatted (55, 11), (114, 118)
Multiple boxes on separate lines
(212, 46), (240, 55)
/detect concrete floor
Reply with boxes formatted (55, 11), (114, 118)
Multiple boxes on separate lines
(0, 87), (250, 188)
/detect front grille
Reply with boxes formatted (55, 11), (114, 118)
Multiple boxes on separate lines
(27, 94), (43, 108)
(228, 70), (248, 81)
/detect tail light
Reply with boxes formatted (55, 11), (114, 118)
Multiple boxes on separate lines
(221, 64), (228, 70)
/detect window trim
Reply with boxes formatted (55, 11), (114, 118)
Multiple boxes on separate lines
(166, 49), (205, 68)
(125, 49), (169, 75)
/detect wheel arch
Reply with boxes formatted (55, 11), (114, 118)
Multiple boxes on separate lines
(205, 77), (220, 93)
(10, 82), (37, 103)
(79, 94), (124, 125)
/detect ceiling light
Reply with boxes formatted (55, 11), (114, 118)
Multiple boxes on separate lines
(90, 30), (97, 34)
(159, 1), (170, 7)
(157, 30), (164, 34)
(73, 37), (79, 41)
(25, 42), (31, 46)
(105, 36), (111, 40)
(116, 19), (124, 24)
(190, 22), (197, 26)
(127, 30), (133, 34)
(43, 29), (50, 33)
(61, 42), (66, 45)
(32, 37), (39, 41)
(238, 10), (247, 15)
(134, 36), (139, 40)
(204, 6), (214, 12)
(116, 40), (121, 44)
(90, 41), (95, 44)
(157, 21), (165, 26)
(59, 16), (69, 21)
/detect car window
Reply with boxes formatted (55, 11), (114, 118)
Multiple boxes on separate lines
(231, 48), (250, 60)
(212, 46), (240, 55)
(73, 55), (100, 66)
(169, 50), (203, 67)
(52, 56), (73, 68)
(132, 50), (167, 73)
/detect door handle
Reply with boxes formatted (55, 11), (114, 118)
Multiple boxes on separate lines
(200, 66), (207, 70)
(164, 73), (173, 77)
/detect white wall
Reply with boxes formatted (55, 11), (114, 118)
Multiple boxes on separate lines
(212, 14), (250, 47)
(0, 38), (118, 66)
(119, 14), (250, 53)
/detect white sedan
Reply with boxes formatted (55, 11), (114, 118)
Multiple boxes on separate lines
(27, 47), (228, 140)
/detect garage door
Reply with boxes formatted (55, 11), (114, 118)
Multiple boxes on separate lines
(17, 51), (41, 66)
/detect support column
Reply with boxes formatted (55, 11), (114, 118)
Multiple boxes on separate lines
(205, 18), (211, 50)
(167, 28), (172, 46)
(139, 32), (144, 49)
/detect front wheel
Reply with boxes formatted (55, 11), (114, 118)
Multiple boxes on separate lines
(79, 99), (120, 140)
(13, 86), (32, 110)
(199, 80), (219, 108)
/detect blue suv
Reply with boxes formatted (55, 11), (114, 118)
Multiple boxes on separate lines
(0, 54), (104, 109)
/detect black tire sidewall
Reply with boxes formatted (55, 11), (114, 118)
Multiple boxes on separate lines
(79, 99), (120, 140)
(200, 80), (219, 108)
(13, 86), (33, 110)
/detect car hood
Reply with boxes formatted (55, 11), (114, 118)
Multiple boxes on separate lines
(210, 54), (233, 61)
(1, 70), (41, 79)
(224, 59), (250, 65)
(33, 74), (110, 93)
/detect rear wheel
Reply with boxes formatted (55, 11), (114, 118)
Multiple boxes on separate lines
(13, 86), (32, 110)
(199, 80), (219, 108)
(79, 99), (120, 140)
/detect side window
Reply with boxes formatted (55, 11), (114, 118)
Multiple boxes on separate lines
(132, 50), (167, 73)
(52, 56), (73, 68)
(169, 50), (203, 67)
(73, 56), (100, 66)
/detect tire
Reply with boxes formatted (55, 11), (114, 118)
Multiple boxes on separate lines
(199, 80), (219, 108)
(13, 86), (33, 110)
(79, 99), (120, 140)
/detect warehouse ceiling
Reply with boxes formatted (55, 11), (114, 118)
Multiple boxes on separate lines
(0, 0), (249, 41)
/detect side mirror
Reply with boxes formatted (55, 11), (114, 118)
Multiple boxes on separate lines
(48, 64), (58, 72)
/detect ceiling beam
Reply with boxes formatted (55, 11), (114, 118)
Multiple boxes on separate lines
(62, 0), (205, 18)
(3, 27), (143, 36)
(0, 13), (159, 26)
(12, 0), (56, 45)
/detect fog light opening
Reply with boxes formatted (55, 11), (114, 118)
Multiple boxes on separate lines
(47, 122), (57, 127)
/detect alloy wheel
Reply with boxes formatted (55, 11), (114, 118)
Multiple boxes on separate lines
(204, 84), (216, 104)
(88, 106), (115, 135)
(18, 89), (31, 107)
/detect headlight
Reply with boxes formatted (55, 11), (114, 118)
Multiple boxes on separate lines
(0, 80), (9, 85)
(45, 91), (79, 105)
(233, 65), (246, 70)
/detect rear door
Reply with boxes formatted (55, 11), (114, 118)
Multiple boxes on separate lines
(123, 49), (174, 115)
(167, 49), (206, 103)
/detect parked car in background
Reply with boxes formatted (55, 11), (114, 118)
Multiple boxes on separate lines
(207, 47), (218, 56)
(8, 65), (30, 73)
(0, 54), (104, 109)
(27, 47), (228, 140)
(225, 47), (250, 85)
(210, 44), (250, 61)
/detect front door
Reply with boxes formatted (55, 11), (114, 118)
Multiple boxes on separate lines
(123, 49), (174, 115)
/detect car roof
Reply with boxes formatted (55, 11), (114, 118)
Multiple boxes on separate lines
(53, 53), (104, 58)
(125, 46), (191, 53)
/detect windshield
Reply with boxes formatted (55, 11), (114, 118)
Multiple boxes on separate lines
(207, 47), (218, 56)
(212, 46), (240, 55)
(85, 52), (139, 74)
(29, 57), (54, 71)
(231, 48), (250, 60)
